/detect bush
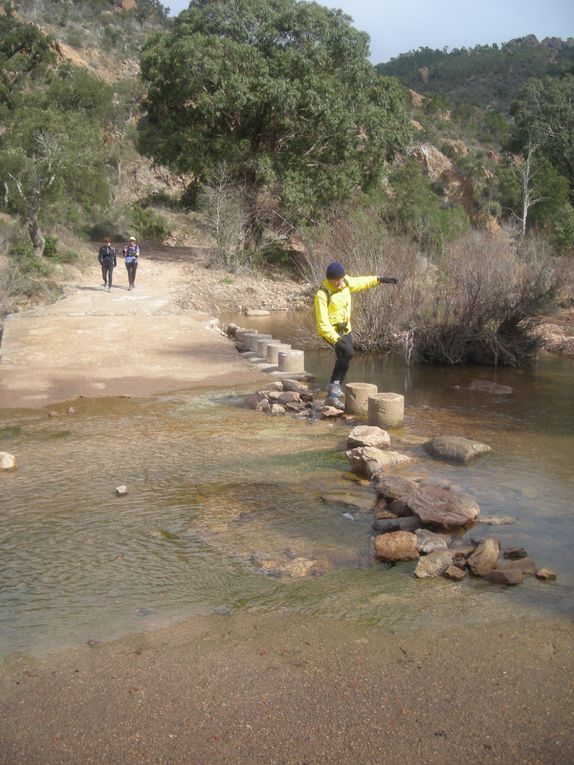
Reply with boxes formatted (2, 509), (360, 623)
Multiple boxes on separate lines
(43, 235), (58, 259)
(130, 204), (170, 241)
(85, 220), (122, 243)
(407, 233), (556, 366)
(301, 208), (558, 366)
(8, 239), (51, 277)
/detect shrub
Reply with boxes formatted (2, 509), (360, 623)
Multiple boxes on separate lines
(43, 235), (58, 259)
(130, 204), (170, 241)
(301, 208), (558, 366)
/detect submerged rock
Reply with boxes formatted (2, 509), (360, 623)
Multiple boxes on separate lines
(0, 452), (17, 471)
(485, 569), (524, 586)
(479, 515), (518, 526)
(444, 564), (466, 581)
(423, 435), (492, 463)
(497, 557), (537, 576)
(536, 568), (557, 581)
(503, 547), (528, 560)
(468, 380), (513, 395)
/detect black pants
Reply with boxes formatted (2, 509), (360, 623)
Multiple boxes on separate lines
(126, 260), (138, 286)
(330, 332), (354, 384)
(101, 259), (115, 287)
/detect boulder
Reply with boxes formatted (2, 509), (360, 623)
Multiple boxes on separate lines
(415, 550), (454, 578)
(407, 480), (480, 527)
(270, 404), (286, 415)
(423, 435), (492, 463)
(374, 531), (419, 562)
(346, 448), (412, 478)
(0, 452), (17, 471)
(467, 538), (500, 576)
(115, 485), (128, 497)
(415, 529), (450, 554)
(347, 425), (391, 450)
(374, 475), (419, 501)
(255, 399), (271, 413)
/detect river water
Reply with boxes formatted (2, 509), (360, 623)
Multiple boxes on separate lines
(0, 312), (573, 658)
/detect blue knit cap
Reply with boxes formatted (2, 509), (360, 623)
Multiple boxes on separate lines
(326, 261), (345, 279)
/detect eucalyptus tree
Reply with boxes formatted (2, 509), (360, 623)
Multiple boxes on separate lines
(138, 0), (411, 246)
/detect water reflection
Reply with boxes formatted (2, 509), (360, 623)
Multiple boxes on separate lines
(0, 318), (573, 658)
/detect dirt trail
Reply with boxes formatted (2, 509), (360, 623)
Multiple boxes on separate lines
(0, 256), (267, 408)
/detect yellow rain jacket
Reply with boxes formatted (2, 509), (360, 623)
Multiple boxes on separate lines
(314, 275), (380, 345)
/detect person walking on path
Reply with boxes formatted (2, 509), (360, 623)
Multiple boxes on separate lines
(123, 236), (140, 290)
(98, 237), (117, 292)
(314, 261), (397, 407)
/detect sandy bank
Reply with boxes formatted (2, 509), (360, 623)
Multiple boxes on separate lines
(0, 611), (572, 765)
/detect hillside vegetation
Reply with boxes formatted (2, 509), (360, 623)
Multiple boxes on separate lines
(377, 36), (574, 113)
(1, 0), (573, 366)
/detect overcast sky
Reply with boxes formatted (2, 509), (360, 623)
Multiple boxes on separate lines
(163, 0), (574, 63)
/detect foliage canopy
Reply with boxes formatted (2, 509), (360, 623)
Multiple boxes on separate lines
(138, 0), (411, 231)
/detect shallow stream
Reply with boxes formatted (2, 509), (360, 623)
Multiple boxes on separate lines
(0, 312), (573, 659)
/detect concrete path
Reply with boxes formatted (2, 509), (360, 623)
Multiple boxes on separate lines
(0, 259), (266, 408)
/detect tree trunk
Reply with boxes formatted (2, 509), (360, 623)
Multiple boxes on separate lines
(244, 180), (264, 251)
(27, 215), (45, 257)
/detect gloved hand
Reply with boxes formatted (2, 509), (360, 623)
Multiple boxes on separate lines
(378, 276), (398, 285)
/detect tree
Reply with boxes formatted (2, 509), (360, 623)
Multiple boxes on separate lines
(0, 13), (55, 107)
(509, 75), (574, 189)
(138, 0), (411, 246)
(133, 0), (169, 26)
(0, 107), (108, 254)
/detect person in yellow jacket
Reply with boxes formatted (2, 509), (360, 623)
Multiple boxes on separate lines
(314, 261), (397, 403)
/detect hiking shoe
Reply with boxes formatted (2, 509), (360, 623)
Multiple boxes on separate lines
(325, 395), (344, 410)
(327, 381), (344, 398)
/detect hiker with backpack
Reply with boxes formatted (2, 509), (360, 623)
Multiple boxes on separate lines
(98, 236), (117, 291)
(122, 236), (140, 290)
(314, 261), (398, 407)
